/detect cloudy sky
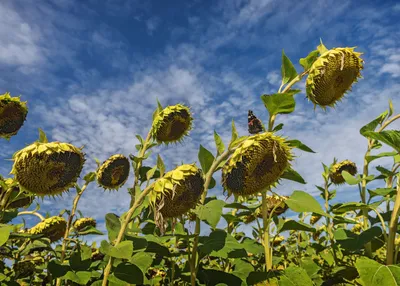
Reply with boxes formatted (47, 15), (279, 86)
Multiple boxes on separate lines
(1, 0), (399, 241)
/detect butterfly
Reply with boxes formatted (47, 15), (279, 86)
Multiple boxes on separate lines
(248, 110), (264, 134)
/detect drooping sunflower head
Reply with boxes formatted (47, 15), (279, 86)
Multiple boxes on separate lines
(329, 159), (357, 185)
(222, 132), (293, 197)
(73, 217), (96, 231)
(29, 216), (67, 242)
(150, 164), (204, 220)
(306, 47), (364, 109)
(310, 213), (322, 225)
(272, 235), (285, 247)
(96, 154), (130, 190)
(151, 104), (193, 145)
(10, 142), (85, 196)
(265, 194), (289, 216)
(0, 92), (28, 140)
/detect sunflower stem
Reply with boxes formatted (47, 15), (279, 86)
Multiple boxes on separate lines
(17, 211), (45, 221)
(56, 183), (88, 286)
(323, 177), (338, 264)
(262, 191), (272, 271)
(102, 182), (155, 286)
(190, 147), (237, 286)
(387, 175), (400, 265)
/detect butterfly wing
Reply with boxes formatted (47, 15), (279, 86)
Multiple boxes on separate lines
(248, 110), (264, 134)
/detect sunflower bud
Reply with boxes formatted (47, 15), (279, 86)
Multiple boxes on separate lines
(10, 142), (85, 196)
(151, 104), (193, 144)
(150, 164), (204, 220)
(96, 154), (130, 190)
(265, 195), (289, 216)
(306, 47), (364, 109)
(272, 235), (285, 247)
(0, 92), (28, 140)
(329, 159), (357, 185)
(222, 133), (293, 197)
(29, 216), (67, 242)
(73, 217), (96, 231)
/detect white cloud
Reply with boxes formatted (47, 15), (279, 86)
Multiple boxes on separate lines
(146, 17), (160, 35)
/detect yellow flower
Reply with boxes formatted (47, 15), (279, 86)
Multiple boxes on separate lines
(150, 164), (204, 219)
(10, 142), (85, 196)
(329, 159), (357, 185)
(97, 154), (130, 190)
(29, 216), (67, 242)
(73, 217), (96, 231)
(306, 47), (364, 109)
(0, 92), (28, 140)
(151, 104), (193, 144)
(222, 132), (293, 197)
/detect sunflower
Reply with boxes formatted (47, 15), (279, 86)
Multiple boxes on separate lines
(329, 159), (357, 185)
(0, 92), (28, 140)
(97, 154), (130, 190)
(151, 104), (193, 144)
(73, 217), (96, 231)
(306, 47), (364, 109)
(29, 216), (67, 242)
(10, 142), (85, 196)
(222, 132), (293, 197)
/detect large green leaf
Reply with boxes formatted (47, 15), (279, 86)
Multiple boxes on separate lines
(214, 130), (225, 156)
(114, 262), (143, 284)
(231, 259), (254, 281)
(334, 227), (382, 251)
(281, 50), (298, 85)
(366, 151), (397, 163)
(105, 213), (121, 242)
(299, 50), (319, 71)
(0, 225), (13, 246)
(198, 144), (215, 174)
(61, 271), (92, 285)
(368, 188), (396, 199)
(47, 260), (70, 278)
(286, 139), (315, 153)
(130, 252), (153, 273)
(281, 168), (306, 184)
(363, 130), (400, 153)
(360, 110), (388, 136)
(331, 202), (371, 214)
(100, 240), (133, 259)
(195, 199), (225, 228)
(279, 266), (314, 286)
(199, 230), (244, 258)
(261, 92), (298, 116)
(285, 190), (328, 217)
(199, 269), (243, 286)
(356, 256), (400, 286)
(279, 220), (315, 233)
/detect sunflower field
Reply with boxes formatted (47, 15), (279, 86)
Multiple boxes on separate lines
(1, 40), (400, 286)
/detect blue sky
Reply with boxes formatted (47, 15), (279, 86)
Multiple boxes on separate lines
(1, 0), (400, 241)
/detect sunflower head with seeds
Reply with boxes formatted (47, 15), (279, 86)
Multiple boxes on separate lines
(222, 132), (293, 198)
(329, 159), (357, 185)
(151, 104), (193, 145)
(306, 47), (364, 110)
(10, 142), (85, 196)
(73, 217), (97, 232)
(29, 216), (67, 242)
(0, 92), (28, 140)
(149, 164), (204, 231)
(96, 154), (130, 190)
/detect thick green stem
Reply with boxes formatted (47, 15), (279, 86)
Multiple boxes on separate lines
(56, 183), (88, 286)
(190, 148), (235, 286)
(387, 175), (400, 265)
(262, 192), (272, 270)
(323, 178), (338, 264)
(102, 182), (154, 286)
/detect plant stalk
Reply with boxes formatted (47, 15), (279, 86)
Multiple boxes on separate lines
(102, 182), (155, 286)
(387, 175), (400, 265)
